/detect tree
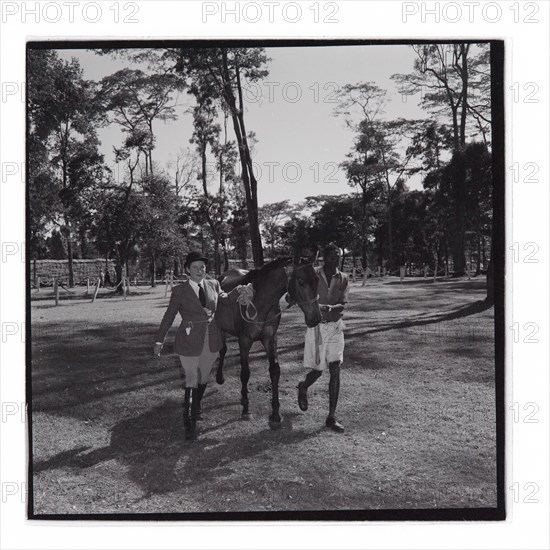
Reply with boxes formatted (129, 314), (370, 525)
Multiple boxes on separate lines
(93, 188), (148, 289)
(27, 51), (62, 268)
(280, 215), (313, 259)
(27, 49), (104, 286)
(392, 43), (492, 275)
(97, 46), (269, 268)
(227, 203), (250, 268)
(99, 68), (179, 177)
(308, 195), (362, 266)
(174, 47), (270, 267)
(258, 200), (296, 258)
(335, 83), (387, 271)
(140, 174), (186, 286)
(189, 92), (226, 275)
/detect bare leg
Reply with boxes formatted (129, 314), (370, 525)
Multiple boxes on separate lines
(326, 361), (344, 432)
(297, 369), (322, 411)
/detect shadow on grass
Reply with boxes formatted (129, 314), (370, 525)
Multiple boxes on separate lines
(346, 300), (493, 343)
(30, 297), (492, 415)
(31, 291), (159, 307)
(31, 320), (182, 413)
(382, 278), (485, 288)
(33, 399), (319, 498)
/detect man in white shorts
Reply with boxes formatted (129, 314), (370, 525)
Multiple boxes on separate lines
(297, 244), (349, 432)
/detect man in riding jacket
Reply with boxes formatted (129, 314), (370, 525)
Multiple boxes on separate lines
(297, 243), (349, 432)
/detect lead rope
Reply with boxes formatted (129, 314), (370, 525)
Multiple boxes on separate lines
(314, 324), (322, 365)
(237, 283), (258, 321)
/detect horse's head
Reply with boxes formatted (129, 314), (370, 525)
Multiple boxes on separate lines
(285, 257), (322, 328)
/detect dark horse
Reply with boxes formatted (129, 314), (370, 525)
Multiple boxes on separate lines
(215, 257), (322, 429)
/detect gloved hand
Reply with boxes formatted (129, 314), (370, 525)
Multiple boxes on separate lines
(153, 343), (162, 357)
(237, 283), (254, 305)
(203, 307), (214, 320)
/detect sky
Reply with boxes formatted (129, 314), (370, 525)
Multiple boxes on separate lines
(59, 44), (429, 206)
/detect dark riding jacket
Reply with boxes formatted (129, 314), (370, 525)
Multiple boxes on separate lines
(155, 280), (239, 356)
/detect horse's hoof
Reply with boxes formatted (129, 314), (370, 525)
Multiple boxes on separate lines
(216, 374), (225, 385)
(269, 416), (282, 430)
(241, 413), (252, 421)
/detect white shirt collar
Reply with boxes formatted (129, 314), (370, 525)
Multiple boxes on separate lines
(188, 278), (204, 293)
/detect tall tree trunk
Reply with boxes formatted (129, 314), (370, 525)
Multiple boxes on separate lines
(387, 194), (394, 270)
(486, 257), (494, 304)
(60, 130), (75, 287)
(476, 235), (482, 275)
(451, 153), (466, 276)
(221, 50), (263, 267)
(150, 253), (156, 288)
(459, 44), (469, 146)
(361, 187), (368, 270)
(448, 44), (469, 276)
(65, 219), (75, 288)
(213, 235), (220, 276)
(113, 250), (123, 293)
(220, 234), (229, 272)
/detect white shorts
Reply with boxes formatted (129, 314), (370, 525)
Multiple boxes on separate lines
(304, 320), (345, 371)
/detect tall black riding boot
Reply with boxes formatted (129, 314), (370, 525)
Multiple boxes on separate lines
(196, 383), (207, 421)
(186, 387), (199, 441)
(326, 362), (344, 432)
(183, 388), (191, 428)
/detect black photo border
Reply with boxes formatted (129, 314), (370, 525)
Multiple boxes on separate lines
(25, 38), (505, 522)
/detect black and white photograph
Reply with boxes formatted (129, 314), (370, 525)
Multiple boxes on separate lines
(26, 39), (505, 520)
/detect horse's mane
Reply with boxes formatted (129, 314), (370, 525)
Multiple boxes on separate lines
(240, 257), (291, 286)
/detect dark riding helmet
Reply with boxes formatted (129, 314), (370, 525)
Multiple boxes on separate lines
(184, 251), (209, 269)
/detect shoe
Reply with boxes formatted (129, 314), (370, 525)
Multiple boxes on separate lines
(297, 382), (308, 411)
(325, 416), (345, 432)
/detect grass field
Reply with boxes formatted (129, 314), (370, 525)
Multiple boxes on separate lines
(30, 276), (497, 514)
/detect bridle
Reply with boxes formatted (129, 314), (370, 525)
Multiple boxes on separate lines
(238, 262), (320, 326)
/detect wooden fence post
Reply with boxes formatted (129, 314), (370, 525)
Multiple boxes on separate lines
(54, 278), (59, 306)
(37, 277), (41, 293)
(86, 278), (90, 295)
(92, 277), (101, 303)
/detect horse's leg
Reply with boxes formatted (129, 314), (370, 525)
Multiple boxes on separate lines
(238, 336), (253, 420)
(216, 334), (227, 385)
(262, 333), (282, 429)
